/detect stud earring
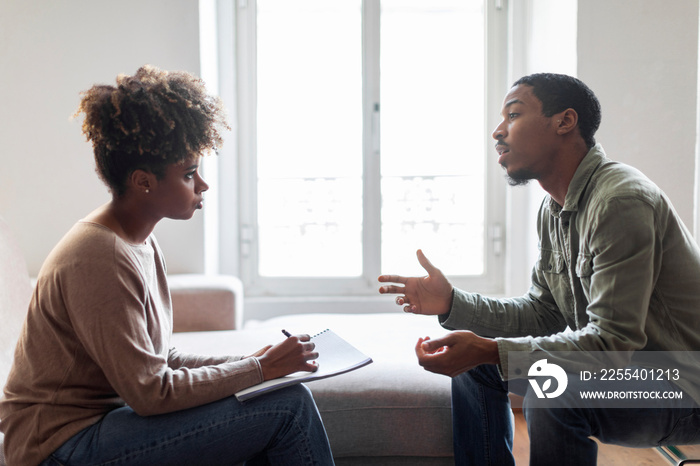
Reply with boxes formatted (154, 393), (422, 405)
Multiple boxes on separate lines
(145, 189), (150, 194)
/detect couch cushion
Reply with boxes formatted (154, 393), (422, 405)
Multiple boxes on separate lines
(172, 312), (453, 461)
(169, 274), (244, 332)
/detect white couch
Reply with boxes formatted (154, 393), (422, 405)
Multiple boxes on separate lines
(0, 217), (454, 465)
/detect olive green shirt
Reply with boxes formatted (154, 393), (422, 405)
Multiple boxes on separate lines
(441, 145), (700, 403)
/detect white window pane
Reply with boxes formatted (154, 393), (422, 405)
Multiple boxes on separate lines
(380, 0), (486, 276)
(381, 176), (484, 276)
(256, 0), (363, 277)
(258, 178), (362, 277)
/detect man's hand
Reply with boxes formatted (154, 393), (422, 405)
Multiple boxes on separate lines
(256, 334), (319, 381)
(415, 331), (500, 377)
(378, 249), (454, 315)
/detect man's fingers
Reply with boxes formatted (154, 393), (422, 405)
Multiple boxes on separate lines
(378, 283), (405, 294)
(415, 337), (430, 352)
(416, 249), (438, 275)
(421, 334), (450, 352)
(378, 274), (407, 284)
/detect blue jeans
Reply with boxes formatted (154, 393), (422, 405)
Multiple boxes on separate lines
(452, 364), (700, 466)
(41, 384), (334, 466)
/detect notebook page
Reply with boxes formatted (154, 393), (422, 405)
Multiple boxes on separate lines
(235, 329), (372, 401)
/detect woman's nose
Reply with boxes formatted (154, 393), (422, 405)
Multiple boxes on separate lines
(197, 173), (209, 193)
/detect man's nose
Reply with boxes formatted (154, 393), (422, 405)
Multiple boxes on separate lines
(492, 120), (506, 140)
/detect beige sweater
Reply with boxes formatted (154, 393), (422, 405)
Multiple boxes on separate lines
(0, 222), (263, 466)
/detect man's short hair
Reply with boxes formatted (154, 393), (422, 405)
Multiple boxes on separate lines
(513, 73), (601, 149)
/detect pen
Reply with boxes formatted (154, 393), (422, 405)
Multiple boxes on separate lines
(282, 329), (292, 338)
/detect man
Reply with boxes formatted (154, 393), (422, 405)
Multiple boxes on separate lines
(378, 73), (700, 465)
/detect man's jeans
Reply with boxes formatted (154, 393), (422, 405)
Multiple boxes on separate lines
(41, 384), (334, 466)
(452, 364), (700, 466)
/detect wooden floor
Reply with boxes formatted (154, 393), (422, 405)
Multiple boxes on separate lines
(512, 410), (700, 465)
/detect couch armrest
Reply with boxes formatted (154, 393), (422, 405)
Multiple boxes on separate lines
(168, 274), (244, 332)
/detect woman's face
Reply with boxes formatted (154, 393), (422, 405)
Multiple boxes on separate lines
(149, 154), (209, 220)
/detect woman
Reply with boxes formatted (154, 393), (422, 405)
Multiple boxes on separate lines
(0, 65), (334, 466)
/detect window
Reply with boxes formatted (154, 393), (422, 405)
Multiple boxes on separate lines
(235, 0), (508, 298)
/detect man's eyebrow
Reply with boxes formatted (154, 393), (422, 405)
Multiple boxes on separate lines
(504, 98), (524, 109)
(184, 163), (199, 171)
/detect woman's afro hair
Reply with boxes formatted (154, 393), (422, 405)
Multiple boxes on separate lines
(74, 65), (230, 196)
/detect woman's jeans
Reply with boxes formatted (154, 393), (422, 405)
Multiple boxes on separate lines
(41, 384), (334, 466)
(452, 364), (700, 466)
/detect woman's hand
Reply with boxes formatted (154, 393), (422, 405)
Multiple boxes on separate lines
(244, 345), (273, 359)
(256, 334), (319, 381)
(378, 249), (454, 315)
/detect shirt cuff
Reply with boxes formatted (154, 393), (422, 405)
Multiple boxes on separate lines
(495, 337), (536, 381)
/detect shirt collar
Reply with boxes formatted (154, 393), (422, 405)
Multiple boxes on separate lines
(548, 144), (608, 215)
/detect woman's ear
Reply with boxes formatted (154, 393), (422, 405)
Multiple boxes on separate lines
(129, 169), (156, 195)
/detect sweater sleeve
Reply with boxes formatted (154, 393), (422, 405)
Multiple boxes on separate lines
(167, 347), (244, 368)
(61, 234), (264, 416)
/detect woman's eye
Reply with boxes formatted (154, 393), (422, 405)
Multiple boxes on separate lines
(508, 113), (518, 120)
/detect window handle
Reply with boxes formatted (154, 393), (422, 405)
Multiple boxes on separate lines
(372, 103), (380, 154)
(240, 224), (254, 258)
(491, 223), (503, 256)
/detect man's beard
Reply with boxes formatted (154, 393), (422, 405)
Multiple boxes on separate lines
(501, 164), (536, 187)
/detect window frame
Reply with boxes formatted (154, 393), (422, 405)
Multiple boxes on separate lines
(229, 0), (510, 300)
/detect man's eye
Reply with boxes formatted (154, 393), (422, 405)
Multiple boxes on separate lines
(186, 171), (196, 179)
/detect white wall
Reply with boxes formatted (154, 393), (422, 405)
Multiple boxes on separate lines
(578, 0), (699, 228)
(0, 0), (205, 276)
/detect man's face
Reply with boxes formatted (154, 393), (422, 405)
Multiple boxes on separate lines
(492, 84), (560, 186)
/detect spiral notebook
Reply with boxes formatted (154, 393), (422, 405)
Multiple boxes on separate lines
(235, 329), (373, 401)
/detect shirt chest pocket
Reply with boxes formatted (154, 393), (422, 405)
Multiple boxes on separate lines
(536, 249), (570, 306)
(536, 249), (566, 274)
